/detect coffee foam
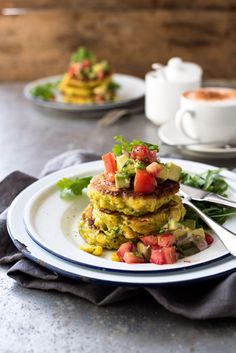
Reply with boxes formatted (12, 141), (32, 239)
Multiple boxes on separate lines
(184, 88), (236, 103)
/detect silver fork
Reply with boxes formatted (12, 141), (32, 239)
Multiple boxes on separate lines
(98, 106), (144, 127)
(179, 189), (236, 256)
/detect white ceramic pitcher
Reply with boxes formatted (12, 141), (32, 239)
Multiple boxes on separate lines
(145, 57), (202, 125)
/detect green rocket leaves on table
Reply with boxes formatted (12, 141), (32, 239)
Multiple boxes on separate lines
(181, 169), (236, 226)
(56, 176), (92, 200)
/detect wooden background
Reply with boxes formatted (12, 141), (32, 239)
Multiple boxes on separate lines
(1, 0), (236, 81)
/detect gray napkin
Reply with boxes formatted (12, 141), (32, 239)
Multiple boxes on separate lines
(1, 150), (236, 320)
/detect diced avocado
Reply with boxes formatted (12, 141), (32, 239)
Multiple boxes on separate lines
(93, 60), (109, 74)
(183, 219), (196, 230)
(178, 246), (199, 257)
(115, 173), (130, 189)
(117, 154), (129, 171)
(156, 164), (168, 181)
(174, 229), (187, 238)
(166, 162), (182, 182)
(137, 242), (151, 261)
(93, 62), (105, 74)
(120, 159), (136, 175)
(191, 228), (205, 239)
(168, 219), (178, 231)
(87, 71), (96, 79)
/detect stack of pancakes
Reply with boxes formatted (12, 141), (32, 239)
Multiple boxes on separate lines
(79, 174), (186, 250)
(58, 47), (119, 104)
(59, 72), (113, 104)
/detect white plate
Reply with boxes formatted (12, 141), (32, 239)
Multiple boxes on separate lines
(22, 160), (236, 273)
(159, 121), (236, 159)
(7, 172), (236, 285)
(24, 74), (145, 112)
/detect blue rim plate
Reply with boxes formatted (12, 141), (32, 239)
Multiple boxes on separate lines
(8, 159), (236, 275)
(7, 165), (236, 285)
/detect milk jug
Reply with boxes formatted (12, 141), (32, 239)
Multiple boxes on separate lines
(145, 57), (202, 125)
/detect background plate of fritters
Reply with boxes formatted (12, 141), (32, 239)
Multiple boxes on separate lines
(20, 159), (236, 272)
(24, 73), (145, 112)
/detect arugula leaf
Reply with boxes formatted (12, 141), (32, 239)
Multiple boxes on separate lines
(181, 169), (236, 226)
(181, 169), (228, 197)
(107, 81), (121, 92)
(56, 176), (92, 200)
(131, 139), (159, 151)
(112, 136), (159, 156)
(184, 202), (236, 227)
(70, 47), (95, 63)
(31, 82), (56, 101)
(112, 136), (130, 156)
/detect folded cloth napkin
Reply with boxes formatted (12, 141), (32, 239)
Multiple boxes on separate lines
(1, 150), (236, 320)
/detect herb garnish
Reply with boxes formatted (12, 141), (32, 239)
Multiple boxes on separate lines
(70, 47), (95, 63)
(112, 136), (159, 156)
(56, 176), (92, 200)
(107, 82), (121, 92)
(181, 169), (228, 197)
(31, 82), (56, 101)
(181, 169), (236, 226)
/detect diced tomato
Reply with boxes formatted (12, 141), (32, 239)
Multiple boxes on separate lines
(117, 242), (135, 261)
(146, 162), (162, 177)
(130, 145), (152, 163)
(68, 64), (78, 77)
(162, 247), (177, 264)
(150, 248), (166, 265)
(205, 233), (214, 245)
(81, 59), (91, 69)
(151, 244), (161, 250)
(102, 152), (117, 175)
(150, 247), (177, 265)
(123, 252), (144, 264)
(134, 169), (156, 193)
(140, 235), (159, 246)
(97, 71), (106, 80)
(157, 234), (176, 247)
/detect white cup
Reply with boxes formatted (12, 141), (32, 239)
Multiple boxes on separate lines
(175, 87), (236, 144)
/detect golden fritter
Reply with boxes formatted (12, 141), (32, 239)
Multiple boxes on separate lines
(87, 173), (180, 216)
(78, 197), (185, 249)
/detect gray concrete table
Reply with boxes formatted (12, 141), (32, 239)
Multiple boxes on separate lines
(0, 83), (235, 353)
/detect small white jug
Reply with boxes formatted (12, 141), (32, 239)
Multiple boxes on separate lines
(145, 57), (202, 125)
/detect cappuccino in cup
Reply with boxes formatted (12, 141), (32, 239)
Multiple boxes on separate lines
(184, 88), (236, 102)
(175, 88), (236, 144)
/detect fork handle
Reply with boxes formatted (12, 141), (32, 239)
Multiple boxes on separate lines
(204, 193), (236, 209)
(183, 199), (236, 256)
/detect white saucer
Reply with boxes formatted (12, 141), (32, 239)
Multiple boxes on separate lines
(159, 121), (236, 159)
